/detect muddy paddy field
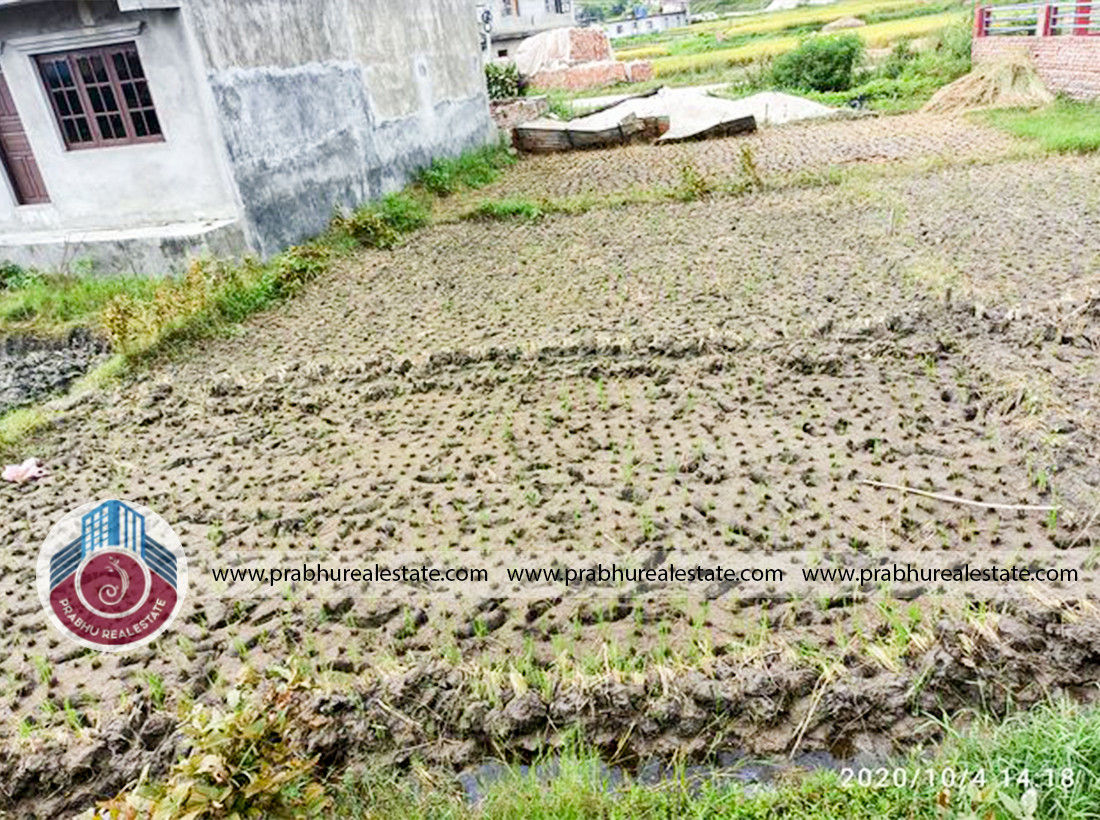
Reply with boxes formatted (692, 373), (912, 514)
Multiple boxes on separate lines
(2, 114), (1100, 816)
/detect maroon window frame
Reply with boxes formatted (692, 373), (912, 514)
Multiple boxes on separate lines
(35, 42), (163, 150)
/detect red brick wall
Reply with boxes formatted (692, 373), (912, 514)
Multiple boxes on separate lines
(973, 36), (1100, 99)
(567, 28), (613, 64)
(528, 61), (628, 91)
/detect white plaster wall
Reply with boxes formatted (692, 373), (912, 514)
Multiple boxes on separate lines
(494, 0), (575, 39)
(0, 3), (241, 235)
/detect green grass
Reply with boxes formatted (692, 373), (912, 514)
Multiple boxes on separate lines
(416, 144), (517, 196)
(0, 269), (162, 332)
(0, 406), (51, 455)
(985, 100), (1100, 154)
(467, 198), (546, 222)
(330, 700), (1100, 819)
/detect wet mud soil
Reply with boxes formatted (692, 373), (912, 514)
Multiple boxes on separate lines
(1, 122), (1099, 817)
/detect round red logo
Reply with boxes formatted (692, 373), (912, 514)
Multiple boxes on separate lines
(36, 500), (187, 652)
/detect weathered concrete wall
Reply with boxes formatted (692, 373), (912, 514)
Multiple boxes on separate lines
(0, 2), (244, 249)
(973, 35), (1100, 100)
(184, 0), (495, 255)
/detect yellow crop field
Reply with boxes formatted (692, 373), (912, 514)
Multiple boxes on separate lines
(614, 45), (670, 60)
(650, 10), (962, 77)
(652, 36), (799, 75)
(719, 0), (936, 36)
(857, 10), (963, 45)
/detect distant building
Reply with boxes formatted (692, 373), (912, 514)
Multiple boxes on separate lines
(0, 0), (494, 274)
(604, 7), (690, 40)
(492, 0), (576, 59)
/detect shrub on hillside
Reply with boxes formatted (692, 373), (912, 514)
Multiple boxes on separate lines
(771, 33), (864, 92)
(486, 61), (520, 100)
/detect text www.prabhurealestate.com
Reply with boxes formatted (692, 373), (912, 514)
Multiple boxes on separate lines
(209, 563), (782, 586)
(209, 561), (1077, 590)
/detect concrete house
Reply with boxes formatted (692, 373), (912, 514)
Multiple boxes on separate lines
(491, 0), (575, 58)
(605, 6), (690, 40)
(0, 0), (494, 273)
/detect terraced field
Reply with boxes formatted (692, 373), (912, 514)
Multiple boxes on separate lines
(3, 114), (1100, 817)
(608, 0), (965, 78)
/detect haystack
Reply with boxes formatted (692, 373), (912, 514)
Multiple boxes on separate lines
(822, 16), (865, 31)
(921, 54), (1054, 114)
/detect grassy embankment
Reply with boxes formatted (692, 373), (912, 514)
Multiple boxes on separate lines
(334, 700), (1100, 819)
(97, 662), (1100, 820)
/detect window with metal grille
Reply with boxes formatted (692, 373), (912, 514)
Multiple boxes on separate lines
(36, 42), (162, 150)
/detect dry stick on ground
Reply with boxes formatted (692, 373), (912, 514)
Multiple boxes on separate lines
(788, 672), (830, 760)
(859, 480), (1059, 513)
(1068, 502), (1100, 549)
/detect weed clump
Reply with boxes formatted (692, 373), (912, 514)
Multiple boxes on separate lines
(334, 209), (401, 250)
(101, 665), (329, 819)
(417, 144), (516, 197)
(469, 197), (545, 221)
(675, 161), (714, 201)
(739, 146), (763, 191)
(375, 192), (431, 234)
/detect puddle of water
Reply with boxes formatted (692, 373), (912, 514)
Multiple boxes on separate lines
(458, 749), (854, 804)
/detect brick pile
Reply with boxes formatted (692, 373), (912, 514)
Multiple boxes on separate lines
(517, 27), (653, 92)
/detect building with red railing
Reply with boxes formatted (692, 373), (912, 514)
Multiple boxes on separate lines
(973, 2), (1100, 98)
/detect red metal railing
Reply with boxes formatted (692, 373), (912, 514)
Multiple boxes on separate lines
(975, 1), (1100, 36)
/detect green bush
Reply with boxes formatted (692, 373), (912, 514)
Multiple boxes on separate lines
(771, 33), (864, 92)
(800, 18), (972, 112)
(485, 61), (520, 100)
